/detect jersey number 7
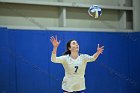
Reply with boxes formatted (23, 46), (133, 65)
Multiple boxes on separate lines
(75, 66), (78, 73)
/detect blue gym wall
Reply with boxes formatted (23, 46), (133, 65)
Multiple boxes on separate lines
(0, 27), (140, 93)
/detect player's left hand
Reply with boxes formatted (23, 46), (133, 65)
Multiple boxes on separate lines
(97, 44), (104, 54)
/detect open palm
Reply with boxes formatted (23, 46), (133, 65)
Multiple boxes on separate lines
(50, 36), (60, 48)
(97, 44), (104, 54)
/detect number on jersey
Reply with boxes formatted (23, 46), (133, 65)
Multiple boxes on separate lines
(75, 66), (78, 73)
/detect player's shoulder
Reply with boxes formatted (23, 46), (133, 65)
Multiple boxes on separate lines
(79, 54), (89, 57)
(61, 54), (69, 58)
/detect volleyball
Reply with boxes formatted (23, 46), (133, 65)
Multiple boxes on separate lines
(88, 5), (102, 18)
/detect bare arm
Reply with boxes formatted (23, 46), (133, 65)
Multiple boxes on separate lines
(93, 44), (104, 60)
(50, 35), (60, 54)
(84, 44), (104, 62)
(50, 35), (64, 63)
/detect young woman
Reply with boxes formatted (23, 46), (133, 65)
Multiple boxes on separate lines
(50, 36), (104, 93)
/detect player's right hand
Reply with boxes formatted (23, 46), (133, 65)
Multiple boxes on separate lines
(50, 35), (60, 48)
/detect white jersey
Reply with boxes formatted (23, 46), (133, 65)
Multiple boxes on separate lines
(51, 53), (96, 92)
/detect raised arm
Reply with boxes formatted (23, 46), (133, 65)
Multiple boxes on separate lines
(50, 35), (60, 54)
(93, 44), (104, 60)
(50, 35), (65, 63)
(84, 44), (104, 62)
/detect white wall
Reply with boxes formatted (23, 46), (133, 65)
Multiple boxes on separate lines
(133, 0), (140, 31)
(0, 0), (138, 31)
(63, 0), (120, 6)
(0, 3), (59, 29)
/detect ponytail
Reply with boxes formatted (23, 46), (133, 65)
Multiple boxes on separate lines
(63, 50), (71, 55)
(63, 39), (74, 55)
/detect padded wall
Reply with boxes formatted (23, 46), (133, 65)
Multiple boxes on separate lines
(0, 28), (140, 93)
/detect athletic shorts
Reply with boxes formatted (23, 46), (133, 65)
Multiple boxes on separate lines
(63, 90), (85, 93)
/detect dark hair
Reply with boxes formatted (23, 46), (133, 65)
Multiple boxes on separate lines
(63, 40), (74, 55)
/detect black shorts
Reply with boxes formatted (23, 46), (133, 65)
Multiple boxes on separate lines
(63, 90), (85, 93)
